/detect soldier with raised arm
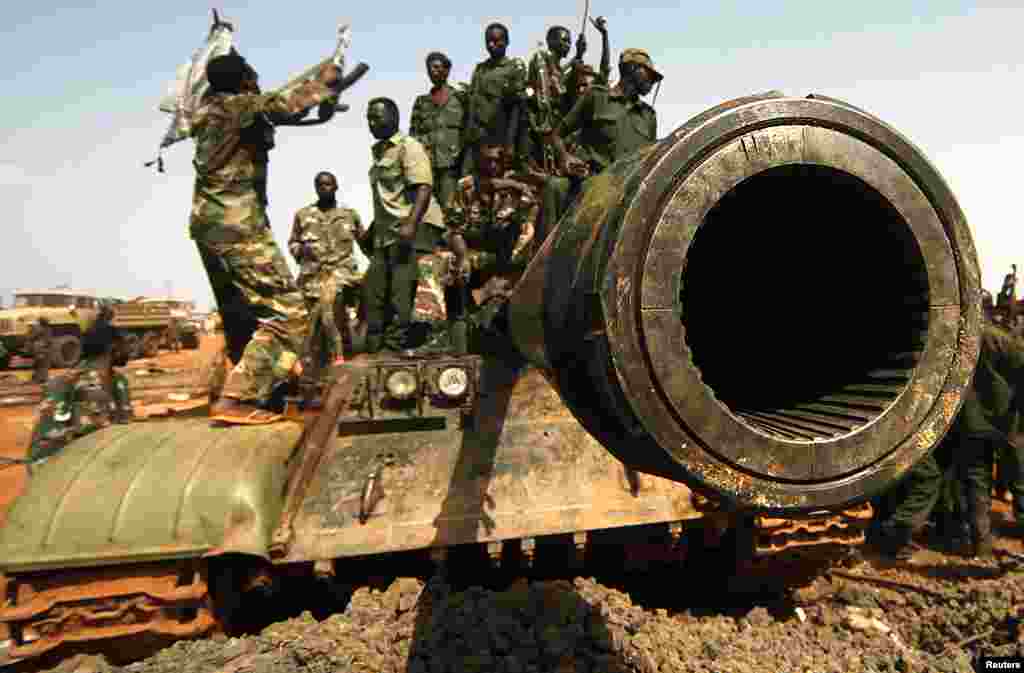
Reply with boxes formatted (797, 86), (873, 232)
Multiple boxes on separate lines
(190, 50), (342, 424)
(410, 52), (468, 211)
(463, 23), (528, 176)
(289, 171), (364, 366)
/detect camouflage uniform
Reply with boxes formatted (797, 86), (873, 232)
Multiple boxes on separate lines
(365, 132), (447, 351)
(408, 175), (536, 356)
(27, 320), (52, 384)
(27, 354), (131, 463)
(410, 84), (468, 211)
(463, 56), (528, 175)
(541, 82), (657, 242)
(289, 203), (364, 363)
(189, 79), (335, 404)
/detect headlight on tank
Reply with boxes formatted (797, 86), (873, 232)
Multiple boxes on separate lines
(436, 366), (469, 400)
(385, 369), (418, 400)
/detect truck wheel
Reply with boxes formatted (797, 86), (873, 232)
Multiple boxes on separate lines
(182, 333), (200, 350)
(51, 336), (82, 368)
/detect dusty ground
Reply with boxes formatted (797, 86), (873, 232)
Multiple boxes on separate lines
(3, 339), (1024, 672)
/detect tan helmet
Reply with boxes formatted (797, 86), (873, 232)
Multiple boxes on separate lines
(619, 48), (664, 82)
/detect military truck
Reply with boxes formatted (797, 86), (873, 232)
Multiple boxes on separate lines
(112, 298), (200, 358)
(0, 94), (982, 661)
(0, 288), (100, 369)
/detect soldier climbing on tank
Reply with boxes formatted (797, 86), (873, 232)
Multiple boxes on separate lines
(27, 318), (53, 384)
(868, 307), (1024, 559)
(189, 50), (343, 424)
(289, 171), (365, 366)
(463, 23), (528, 177)
(404, 141), (537, 357)
(538, 47), (661, 245)
(363, 97), (448, 354)
(27, 302), (133, 464)
(410, 52), (468, 212)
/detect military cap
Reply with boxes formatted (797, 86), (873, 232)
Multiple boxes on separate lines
(620, 48), (664, 82)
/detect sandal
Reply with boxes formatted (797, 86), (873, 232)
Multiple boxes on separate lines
(210, 399), (284, 426)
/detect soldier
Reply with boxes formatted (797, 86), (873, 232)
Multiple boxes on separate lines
(410, 52), (468, 211)
(27, 317), (52, 384)
(289, 171), (364, 366)
(997, 264), (1018, 325)
(189, 50), (342, 424)
(522, 25), (578, 176)
(364, 97), (447, 353)
(539, 48), (661, 244)
(463, 23), (528, 176)
(406, 142), (537, 357)
(869, 318), (1024, 559)
(27, 303), (133, 463)
(563, 16), (612, 113)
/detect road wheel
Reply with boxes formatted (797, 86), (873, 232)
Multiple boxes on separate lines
(51, 335), (82, 368)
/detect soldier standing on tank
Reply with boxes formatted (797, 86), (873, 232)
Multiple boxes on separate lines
(463, 23), (528, 177)
(189, 51), (342, 424)
(410, 52), (468, 212)
(538, 48), (661, 244)
(27, 317), (52, 384)
(289, 171), (365, 365)
(406, 142), (537, 357)
(522, 26), (577, 176)
(869, 317), (1024, 559)
(364, 97), (448, 354)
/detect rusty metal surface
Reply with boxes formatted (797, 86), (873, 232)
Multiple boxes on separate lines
(507, 93), (981, 513)
(1, 561), (214, 659)
(754, 503), (873, 556)
(0, 419), (302, 572)
(278, 364), (701, 563)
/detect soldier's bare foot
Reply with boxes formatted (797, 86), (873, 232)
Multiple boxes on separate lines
(210, 398), (284, 425)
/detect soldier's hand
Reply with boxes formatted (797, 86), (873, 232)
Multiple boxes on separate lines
(564, 155), (588, 178)
(590, 16), (608, 35)
(317, 63), (342, 88)
(575, 33), (587, 60)
(397, 217), (417, 243)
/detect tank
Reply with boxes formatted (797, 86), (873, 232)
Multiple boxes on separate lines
(0, 93), (981, 661)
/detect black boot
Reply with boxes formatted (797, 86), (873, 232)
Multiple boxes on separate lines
(880, 523), (915, 561)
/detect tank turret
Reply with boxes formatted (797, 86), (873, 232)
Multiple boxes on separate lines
(508, 92), (981, 513)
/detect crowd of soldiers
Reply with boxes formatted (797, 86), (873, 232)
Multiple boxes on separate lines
(866, 265), (1024, 561)
(186, 17), (661, 425)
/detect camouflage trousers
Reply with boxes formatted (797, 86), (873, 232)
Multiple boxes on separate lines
(28, 359), (130, 462)
(300, 269), (363, 365)
(192, 223), (307, 404)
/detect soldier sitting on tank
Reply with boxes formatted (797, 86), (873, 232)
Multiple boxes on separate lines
(538, 48), (661, 245)
(404, 142), (537, 357)
(27, 317), (53, 384)
(289, 171), (365, 366)
(410, 52), (468, 212)
(463, 23), (528, 177)
(27, 302), (133, 464)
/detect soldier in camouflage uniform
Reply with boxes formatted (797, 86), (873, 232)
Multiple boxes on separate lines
(189, 51), (342, 424)
(463, 23), (528, 177)
(289, 171), (364, 365)
(405, 142), (537, 357)
(539, 48), (661, 244)
(870, 320), (1024, 559)
(410, 52), (468, 211)
(27, 318), (52, 384)
(364, 97), (448, 353)
(27, 304), (132, 463)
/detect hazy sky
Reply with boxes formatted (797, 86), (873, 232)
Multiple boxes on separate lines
(2, 1), (1021, 310)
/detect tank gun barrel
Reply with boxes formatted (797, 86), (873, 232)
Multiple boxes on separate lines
(507, 92), (981, 514)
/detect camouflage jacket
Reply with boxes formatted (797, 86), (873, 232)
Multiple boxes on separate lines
(189, 80), (334, 235)
(465, 56), (528, 146)
(441, 175), (537, 283)
(956, 324), (1024, 437)
(28, 356), (130, 462)
(289, 203), (363, 289)
(526, 49), (574, 133)
(409, 84), (468, 170)
(557, 84), (657, 174)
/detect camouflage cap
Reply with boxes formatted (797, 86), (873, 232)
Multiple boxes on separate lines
(619, 48), (664, 82)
